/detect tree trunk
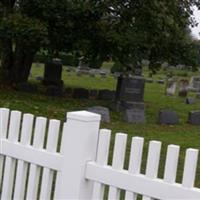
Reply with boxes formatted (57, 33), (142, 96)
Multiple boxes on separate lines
(1, 41), (37, 85)
(0, 39), (13, 84)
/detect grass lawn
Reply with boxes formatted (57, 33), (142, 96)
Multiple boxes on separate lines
(0, 63), (199, 188)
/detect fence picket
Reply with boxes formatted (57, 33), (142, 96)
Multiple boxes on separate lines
(13, 113), (34, 199)
(164, 145), (180, 183)
(0, 108), (9, 191)
(142, 141), (161, 200)
(182, 148), (199, 188)
(108, 133), (127, 200)
(92, 129), (111, 199)
(40, 119), (60, 199)
(125, 137), (144, 200)
(26, 117), (47, 200)
(1, 111), (21, 200)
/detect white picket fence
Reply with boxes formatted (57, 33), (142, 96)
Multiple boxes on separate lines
(0, 107), (200, 200)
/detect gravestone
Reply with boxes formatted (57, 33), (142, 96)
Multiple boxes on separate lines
(196, 93), (200, 99)
(158, 110), (179, 125)
(76, 57), (90, 75)
(188, 111), (200, 125)
(89, 89), (99, 99)
(115, 71), (146, 122)
(35, 76), (43, 81)
(185, 97), (196, 104)
(178, 79), (189, 97)
(65, 88), (73, 97)
(134, 68), (142, 76)
(16, 82), (38, 93)
(87, 106), (110, 123)
(118, 77), (145, 104)
(73, 88), (89, 99)
(123, 102), (145, 123)
(166, 79), (177, 96)
(190, 76), (200, 91)
(98, 90), (115, 101)
(157, 80), (165, 84)
(46, 85), (64, 97)
(100, 71), (107, 78)
(43, 58), (63, 87)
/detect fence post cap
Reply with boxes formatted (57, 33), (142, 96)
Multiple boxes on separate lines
(67, 110), (101, 122)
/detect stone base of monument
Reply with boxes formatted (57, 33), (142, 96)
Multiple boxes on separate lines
(188, 111), (200, 125)
(158, 109), (179, 125)
(123, 108), (145, 123)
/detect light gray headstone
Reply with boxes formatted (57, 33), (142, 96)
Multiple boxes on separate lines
(87, 106), (110, 123)
(166, 79), (177, 96)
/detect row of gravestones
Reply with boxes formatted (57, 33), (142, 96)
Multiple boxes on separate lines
(86, 106), (200, 125)
(166, 76), (200, 96)
(159, 110), (200, 125)
(66, 88), (115, 100)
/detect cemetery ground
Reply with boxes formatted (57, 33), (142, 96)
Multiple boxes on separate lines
(0, 63), (200, 188)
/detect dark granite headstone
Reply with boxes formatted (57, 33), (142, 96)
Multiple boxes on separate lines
(119, 77), (145, 103)
(73, 88), (89, 99)
(185, 97), (196, 104)
(16, 82), (38, 93)
(43, 58), (63, 87)
(35, 76), (43, 81)
(89, 89), (99, 99)
(87, 106), (110, 123)
(123, 106), (145, 123)
(46, 85), (64, 96)
(158, 110), (179, 125)
(98, 90), (115, 101)
(188, 111), (200, 125)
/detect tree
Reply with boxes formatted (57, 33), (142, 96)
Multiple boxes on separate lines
(0, 0), (199, 86)
(0, 1), (47, 84)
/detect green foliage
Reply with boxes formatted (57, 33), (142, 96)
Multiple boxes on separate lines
(0, 0), (200, 85)
(0, 14), (47, 50)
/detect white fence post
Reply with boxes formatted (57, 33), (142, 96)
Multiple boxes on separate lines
(54, 111), (101, 200)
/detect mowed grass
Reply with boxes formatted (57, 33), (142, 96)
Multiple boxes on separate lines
(0, 63), (200, 188)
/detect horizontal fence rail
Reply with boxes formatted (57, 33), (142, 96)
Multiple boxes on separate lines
(86, 130), (200, 200)
(0, 107), (200, 200)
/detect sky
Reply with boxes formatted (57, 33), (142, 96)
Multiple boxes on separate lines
(191, 6), (200, 39)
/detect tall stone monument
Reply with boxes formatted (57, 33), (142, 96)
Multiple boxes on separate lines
(115, 68), (145, 123)
(43, 58), (63, 87)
